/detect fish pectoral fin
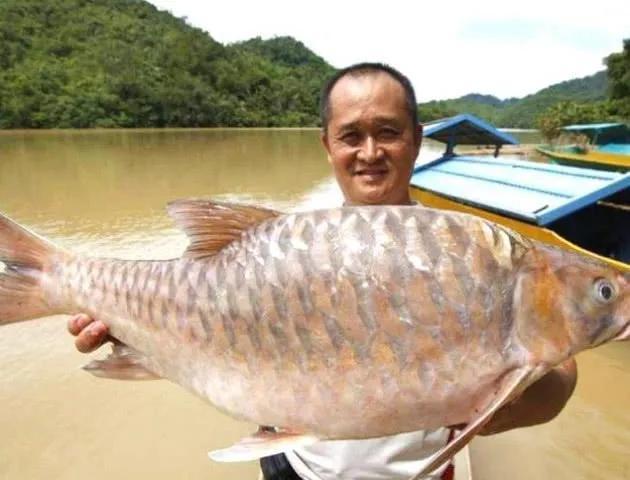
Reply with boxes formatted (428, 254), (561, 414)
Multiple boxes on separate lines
(166, 199), (281, 259)
(409, 366), (535, 480)
(82, 344), (160, 381)
(208, 427), (318, 462)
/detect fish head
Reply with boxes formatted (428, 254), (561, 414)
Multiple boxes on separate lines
(521, 246), (630, 354)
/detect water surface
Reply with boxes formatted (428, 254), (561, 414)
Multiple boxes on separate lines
(1, 128), (627, 480)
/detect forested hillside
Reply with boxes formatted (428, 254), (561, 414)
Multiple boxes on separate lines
(0, 0), (627, 129)
(0, 0), (334, 128)
(418, 71), (608, 127)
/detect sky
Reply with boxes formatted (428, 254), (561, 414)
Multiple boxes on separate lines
(147, 0), (629, 102)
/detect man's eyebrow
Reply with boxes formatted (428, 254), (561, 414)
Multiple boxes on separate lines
(336, 117), (403, 132)
(336, 121), (360, 133)
(373, 116), (403, 126)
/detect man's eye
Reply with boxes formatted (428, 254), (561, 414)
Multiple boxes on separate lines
(379, 128), (400, 139)
(341, 132), (360, 144)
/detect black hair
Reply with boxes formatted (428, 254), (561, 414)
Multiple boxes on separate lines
(319, 62), (418, 132)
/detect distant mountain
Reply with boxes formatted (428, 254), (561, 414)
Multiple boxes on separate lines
(0, 0), (617, 129)
(457, 94), (514, 107)
(231, 36), (330, 69)
(418, 71), (608, 128)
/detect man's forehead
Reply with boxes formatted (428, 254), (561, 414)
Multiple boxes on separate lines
(326, 72), (409, 129)
(329, 72), (405, 104)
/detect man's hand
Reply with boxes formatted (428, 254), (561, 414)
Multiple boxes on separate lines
(67, 314), (110, 353)
(478, 358), (578, 435)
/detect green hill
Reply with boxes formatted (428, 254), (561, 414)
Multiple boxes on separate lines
(0, 0), (334, 128)
(0, 0), (624, 129)
(419, 71), (608, 128)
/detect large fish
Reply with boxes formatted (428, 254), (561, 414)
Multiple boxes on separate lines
(1, 200), (628, 478)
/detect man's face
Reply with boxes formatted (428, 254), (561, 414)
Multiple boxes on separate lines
(322, 72), (422, 205)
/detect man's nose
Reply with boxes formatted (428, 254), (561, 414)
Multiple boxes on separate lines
(358, 136), (383, 163)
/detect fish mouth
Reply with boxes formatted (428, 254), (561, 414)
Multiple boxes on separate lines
(613, 322), (630, 341)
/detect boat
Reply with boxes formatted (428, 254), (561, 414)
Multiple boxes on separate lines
(536, 122), (630, 171)
(410, 114), (630, 271)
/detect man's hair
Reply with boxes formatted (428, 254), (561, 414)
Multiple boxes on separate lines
(319, 62), (418, 132)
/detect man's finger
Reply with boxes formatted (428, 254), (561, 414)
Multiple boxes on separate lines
(74, 322), (108, 353)
(67, 313), (94, 336)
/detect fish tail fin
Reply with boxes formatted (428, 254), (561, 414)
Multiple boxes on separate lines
(0, 212), (65, 324)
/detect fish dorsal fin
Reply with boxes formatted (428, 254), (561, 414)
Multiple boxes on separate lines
(167, 199), (281, 259)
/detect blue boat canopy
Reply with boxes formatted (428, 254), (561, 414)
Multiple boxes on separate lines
(423, 114), (518, 156)
(411, 155), (630, 226)
(563, 122), (626, 132)
(562, 123), (630, 145)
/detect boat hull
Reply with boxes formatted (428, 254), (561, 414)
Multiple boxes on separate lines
(536, 146), (629, 171)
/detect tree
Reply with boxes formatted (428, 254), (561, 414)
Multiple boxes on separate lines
(606, 39), (630, 101)
(605, 38), (630, 120)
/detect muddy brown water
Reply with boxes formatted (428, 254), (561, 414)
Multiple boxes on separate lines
(0, 129), (628, 479)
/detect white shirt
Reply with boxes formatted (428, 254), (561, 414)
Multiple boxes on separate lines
(285, 428), (451, 480)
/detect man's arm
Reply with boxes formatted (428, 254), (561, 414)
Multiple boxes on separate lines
(478, 358), (578, 435)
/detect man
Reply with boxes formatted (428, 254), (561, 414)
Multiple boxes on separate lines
(68, 63), (578, 480)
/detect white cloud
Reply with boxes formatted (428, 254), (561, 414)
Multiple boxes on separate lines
(147, 0), (629, 101)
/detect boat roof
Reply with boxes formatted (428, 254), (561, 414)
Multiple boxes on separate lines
(411, 155), (630, 225)
(423, 113), (518, 146)
(562, 123), (630, 143)
(563, 122), (626, 132)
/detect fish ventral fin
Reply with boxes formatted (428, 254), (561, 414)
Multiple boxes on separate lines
(166, 199), (281, 260)
(82, 344), (160, 381)
(409, 366), (534, 480)
(208, 427), (319, 462)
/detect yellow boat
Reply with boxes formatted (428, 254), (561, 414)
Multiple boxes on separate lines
(413, 115), (630, 272)
(536, 123), (630, 171)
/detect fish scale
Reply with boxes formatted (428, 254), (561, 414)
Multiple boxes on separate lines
(1, 201), (629, 475)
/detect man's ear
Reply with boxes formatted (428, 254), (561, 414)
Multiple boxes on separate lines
(415, 123), (424, 151)
(320, 130), (333, 164)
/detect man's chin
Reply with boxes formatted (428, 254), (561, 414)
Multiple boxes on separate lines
(352, 185), (390, 205)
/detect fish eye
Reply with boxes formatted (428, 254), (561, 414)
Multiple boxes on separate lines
(593, 278), (616, 303)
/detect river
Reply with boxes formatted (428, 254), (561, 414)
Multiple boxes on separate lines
(0, 129), (628, 479)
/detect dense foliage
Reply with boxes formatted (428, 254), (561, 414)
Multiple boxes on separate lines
(604, 38), (630, 119)
(1, 0), (627, 130)
(418, 71), (608, 127)
(0, 0), (334, 128)
(606, 39), (630, 100)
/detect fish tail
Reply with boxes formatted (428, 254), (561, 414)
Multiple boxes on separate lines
(0, 212), (66, 324)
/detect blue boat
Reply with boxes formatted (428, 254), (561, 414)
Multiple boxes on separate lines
(536, 122), (630, 171)
(410, 114), (630, 270)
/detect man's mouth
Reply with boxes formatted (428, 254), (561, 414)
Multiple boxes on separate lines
(353, 167), (389, 180)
